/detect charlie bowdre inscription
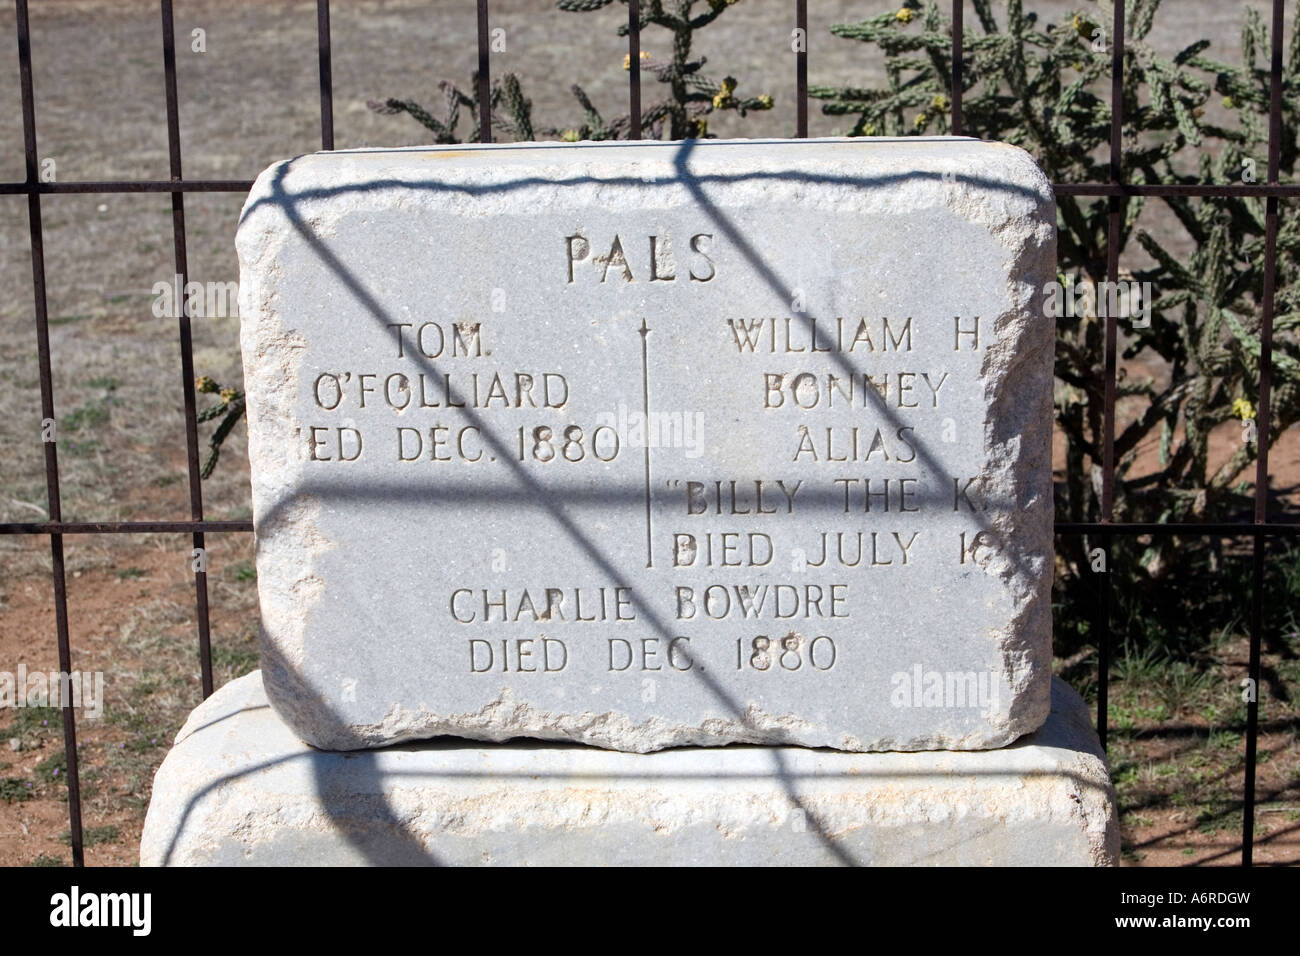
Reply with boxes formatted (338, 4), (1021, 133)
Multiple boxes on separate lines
(237, 139), (1056, 752)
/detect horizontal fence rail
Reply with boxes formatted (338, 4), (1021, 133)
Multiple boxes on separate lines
(2, 0), (1291, 868)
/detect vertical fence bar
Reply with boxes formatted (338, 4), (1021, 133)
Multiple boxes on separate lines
(1241, 0), (1285, 870)
(476, 0), (491, 143)
(950, 0), (962, 135)
(1095, 534), (1112, 752)
(1094, 0), (1126, 753)
(1102, 1), (1124, 517)
(795, 0), (807, 137)
(628, 0), (641, 139)
(160, 0), (214, 699)
(317, 0), (334, 150)
(1245, 507), (1267, 857)
(15, 0), (85, 868)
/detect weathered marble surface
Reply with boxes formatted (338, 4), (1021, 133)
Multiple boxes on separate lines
(237, 138), (1057, 752)
(141, 672), (1116, 866)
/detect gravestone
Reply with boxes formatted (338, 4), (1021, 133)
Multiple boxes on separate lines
(143, 138), (1117, 866)
(235, 138), (1057, 753)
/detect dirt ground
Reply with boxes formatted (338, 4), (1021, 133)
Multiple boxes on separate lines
(0, 0), (1297, 867)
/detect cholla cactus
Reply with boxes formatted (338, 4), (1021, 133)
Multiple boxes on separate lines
(367, 70), (536, 144)
(370, 2), (771, 144)
(813, 0), (1300, 652)
(556, 0), (773, 139)
(195, 377), (246, 479)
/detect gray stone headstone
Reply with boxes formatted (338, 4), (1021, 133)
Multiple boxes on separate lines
(237, 138), (1057, 753)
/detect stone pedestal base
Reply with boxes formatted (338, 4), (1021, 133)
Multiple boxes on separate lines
(141, 672), (1117, 866)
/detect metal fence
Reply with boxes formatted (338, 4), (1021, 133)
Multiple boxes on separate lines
(1, 0), (1295, 868)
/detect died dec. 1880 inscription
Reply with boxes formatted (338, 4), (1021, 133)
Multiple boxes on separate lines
(236, 138), (1057, 753)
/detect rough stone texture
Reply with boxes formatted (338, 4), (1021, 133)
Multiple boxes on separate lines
(141, 672), (1115, 866)
(237, 138), (1057, 753)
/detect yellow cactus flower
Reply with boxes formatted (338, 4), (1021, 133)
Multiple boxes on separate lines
(1233, 397), (1256, 420)
(195, 376), (216, 393)
(712, 76), (737, 109)
(896, 8), (914, 24)
(757, 93), (773, 109)
(623, 50), (652, 71)
(219, 387), (238, 404)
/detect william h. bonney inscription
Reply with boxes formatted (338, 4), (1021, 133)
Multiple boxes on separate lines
(236, 138), (1057, 753)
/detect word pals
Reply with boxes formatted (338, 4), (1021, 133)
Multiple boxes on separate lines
(565, 232), (716, 283)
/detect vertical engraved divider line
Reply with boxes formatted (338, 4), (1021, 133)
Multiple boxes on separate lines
(639, 318), (653, 568)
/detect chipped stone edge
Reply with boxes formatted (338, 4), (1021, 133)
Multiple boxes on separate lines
(944, 142), (1057, 747)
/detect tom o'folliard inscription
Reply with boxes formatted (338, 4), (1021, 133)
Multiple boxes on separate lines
(236, 138), (1057, 752)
